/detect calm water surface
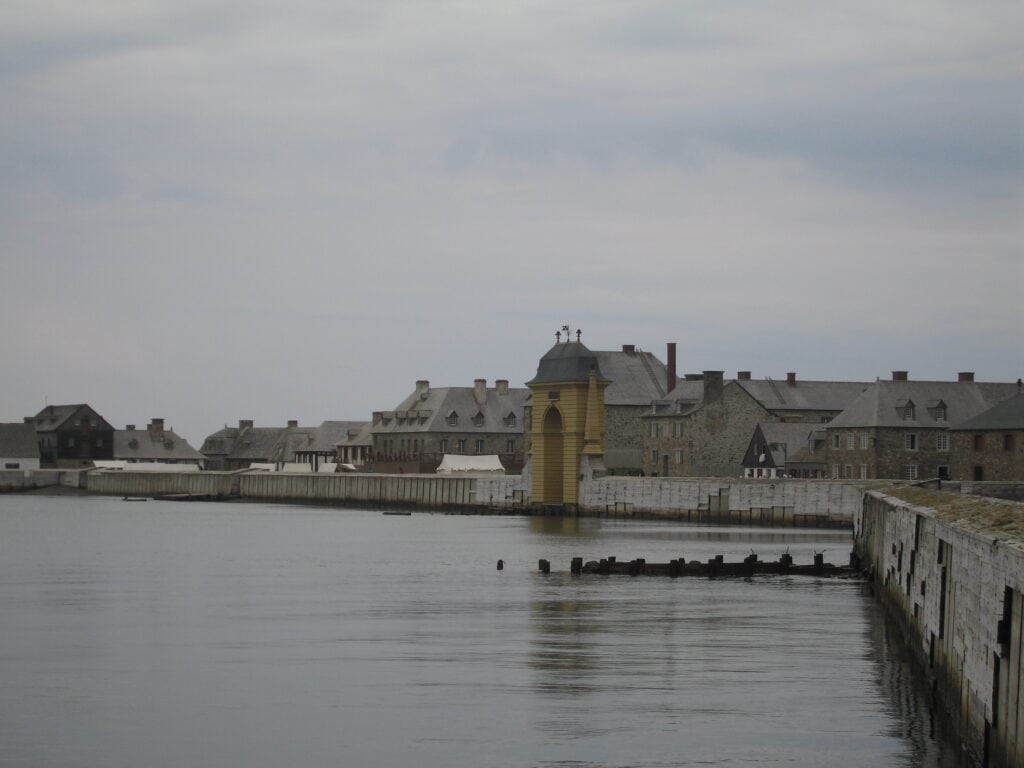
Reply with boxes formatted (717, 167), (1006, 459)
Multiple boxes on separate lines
(0, 495), (970, 767)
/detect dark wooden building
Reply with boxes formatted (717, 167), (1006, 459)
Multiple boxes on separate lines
(31, 404), (115, 468)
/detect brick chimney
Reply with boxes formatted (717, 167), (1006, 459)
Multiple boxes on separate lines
(287, 420), (298, 428)
(957, 371), (975, 382)
(666, 343), (677, 394)
(622, 344), (636, 354)
(892, 371), (908, 382)
(148, 418), (164, 438)
(737, 371), (751, 381)
(416, 379), (430, 399)
(239, 419), (254, 430)
(703, 371), (724, 403)
(786, 372), (797, 387)
(126, 424), (136, 431)
(473, 379), (487, 405)
(495, 379), (509, 396)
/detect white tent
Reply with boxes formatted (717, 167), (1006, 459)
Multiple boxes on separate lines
(435, 454), (505, 475)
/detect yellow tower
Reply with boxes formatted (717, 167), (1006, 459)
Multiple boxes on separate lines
(526, 335), (610, 506)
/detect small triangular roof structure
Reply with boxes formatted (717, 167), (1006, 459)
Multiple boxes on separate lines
(436, 454), (505, 474)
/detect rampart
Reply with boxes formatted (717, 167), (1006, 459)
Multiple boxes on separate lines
(856, 488), (1024, 767)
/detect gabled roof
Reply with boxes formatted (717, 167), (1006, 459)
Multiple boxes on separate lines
(736, 379), (869, 412)
(951, 392), (1024, 431)
(827, 380), (1019, 429)
(592, 349), (669, 405)
(201, 423), (319, 462)
(336, 421), (373, 448)
(0, 423), (40, 458)
(32, 404), (113, 432)
(113, 427), (204, 461)
(301, 421), (368, 453)
(744, 422), (819, 468)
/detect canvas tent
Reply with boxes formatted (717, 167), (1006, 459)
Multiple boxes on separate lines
(435, 454), (505, 474)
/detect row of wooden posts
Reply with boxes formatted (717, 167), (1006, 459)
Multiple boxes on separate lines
(526, 552), (859, 577)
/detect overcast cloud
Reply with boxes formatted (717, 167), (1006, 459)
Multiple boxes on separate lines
(2, 0), (1021, 444)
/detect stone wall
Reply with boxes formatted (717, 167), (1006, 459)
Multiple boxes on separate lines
(89, 471), (234, 497)
(856, 489), (1024, 767)
(825, 427), (953, 480)
(578, 477), (868, 525)
(951, 430), (1024, 481)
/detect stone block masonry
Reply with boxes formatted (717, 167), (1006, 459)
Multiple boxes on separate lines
(857, 488), (1024, 767)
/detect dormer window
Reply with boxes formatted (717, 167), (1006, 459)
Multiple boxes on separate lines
(503, 412), (516, 428)
(472, 411), (485, 427)
(935, 404), (946, 421)
(902, 402), (915, 421)
(446, 411), (458, 427)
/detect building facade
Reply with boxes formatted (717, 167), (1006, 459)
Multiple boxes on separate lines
(949, 390), (1024, 481)
(113, 419), (205, 466)
(31, 404), (114, 468)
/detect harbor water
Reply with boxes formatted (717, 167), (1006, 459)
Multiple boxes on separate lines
(0, 495), (971, 767)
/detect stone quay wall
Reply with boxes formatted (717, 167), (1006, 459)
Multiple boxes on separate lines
(87, 471), (235, 498)
(578, 478), (876, 526)
(1, 469), (88, 491)
(856, 490), (1024, 767)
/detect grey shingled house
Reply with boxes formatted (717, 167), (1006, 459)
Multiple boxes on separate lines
(113, 419), (206, 466)
(369, 379), (530, 474)
(200, 420), (317, 471)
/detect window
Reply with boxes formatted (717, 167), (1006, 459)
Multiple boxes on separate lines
(475, 440), (484, 454)
(935, 405), (946, 421)
(1005, 434), (1016, 451)
(859, 464), (868, 479)
(674, 449), (683, 464)
(652, 449), (658, 463)
(903, 404), (915, 421)
(844, 464), (853, 479)
(503, 413), (516, 428)
(859, 434), (870, 450)
(456, 439), (466, 453)
(905, 465), (919, 481)
(439, 438), (448, 453)
(446, 412), (458, 427)
(650, 423), (657, 439)
(68, 437), (75, 447)
(506, 439), (516, 454)
(973, 435), (985, 451)
(472, 412), (485, 428)
(936, 433), (949, 452)
(831, 434), (840, 450)
(673, 422), (682, 438)
(831, 464), (839, 479)
(905, 433), (918, 451)
(938, 465), (950, 480)
(846, 433), (855, 450)
(95, 439), (102, 447)
(5, 462), (19, 469)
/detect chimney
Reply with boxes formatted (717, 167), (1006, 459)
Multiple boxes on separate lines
(126, 424), (135, 431)
(495, 379), (509, 396)
(957, 371), (975, 382)
(737, 371), (751, 381)
(23, 416), (32, 424)
(287, 419), (298, 428)
(703, 371), (724, 403)
(473, 378), (487, 405)
(239, 419), (253, 430)
(666, 343), (677, 394)
(786, 372), (797, 387)
(892, 371), (908, 382)
(148, 418), (164, 438)
(416, 379), (430, 399)
(622, 344), (636, 354)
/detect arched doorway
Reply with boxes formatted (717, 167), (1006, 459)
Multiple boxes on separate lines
(542, 406), (564, 503)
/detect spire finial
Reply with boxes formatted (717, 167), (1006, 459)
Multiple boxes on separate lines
(576, 328), (582, 342)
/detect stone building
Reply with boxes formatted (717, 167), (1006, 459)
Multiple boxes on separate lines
(824, 372), (1019, 480)
(31, 404), (114, 468)
(113, 419), (205, 466)
(642, 372), (867, 477)
(336, 422), (372, 468)
(949, 389), (1024, 481)
(368, 379), (530, 474)
(291, 421), (366, 471)
(200, 420), (317, 471)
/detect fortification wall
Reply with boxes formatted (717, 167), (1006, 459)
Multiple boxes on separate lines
(856, 490), (1024, 767)
(88, 471), (235, 497)
(578, 478), (874, 526)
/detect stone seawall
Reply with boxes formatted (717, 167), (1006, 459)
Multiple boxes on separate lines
(88, 471), (235, 498)
(856, 489), (1024, 767)
(1, 469), (88, 491)
(579, 478), (877, 526)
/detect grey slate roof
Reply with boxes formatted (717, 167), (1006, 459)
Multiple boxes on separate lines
(757, 422), (820, 465)
(300, 421), (367, 454)
(593, 350), (675, 406)
(201, 423), (319, 462)
(375, 384), (530, 434)
(827, 380), (1019, 429)
(32, 404), (113, 432)
(951, 392), (1024, 431)
(736, 379), (870, 412)
(0, 423), (40, 458)
(527, 342), (608, 386)
(336, 422), (373, 448)
(113, 427), (204, 462)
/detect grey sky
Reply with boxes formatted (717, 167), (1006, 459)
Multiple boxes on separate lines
(2, 0), (1021, 445)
